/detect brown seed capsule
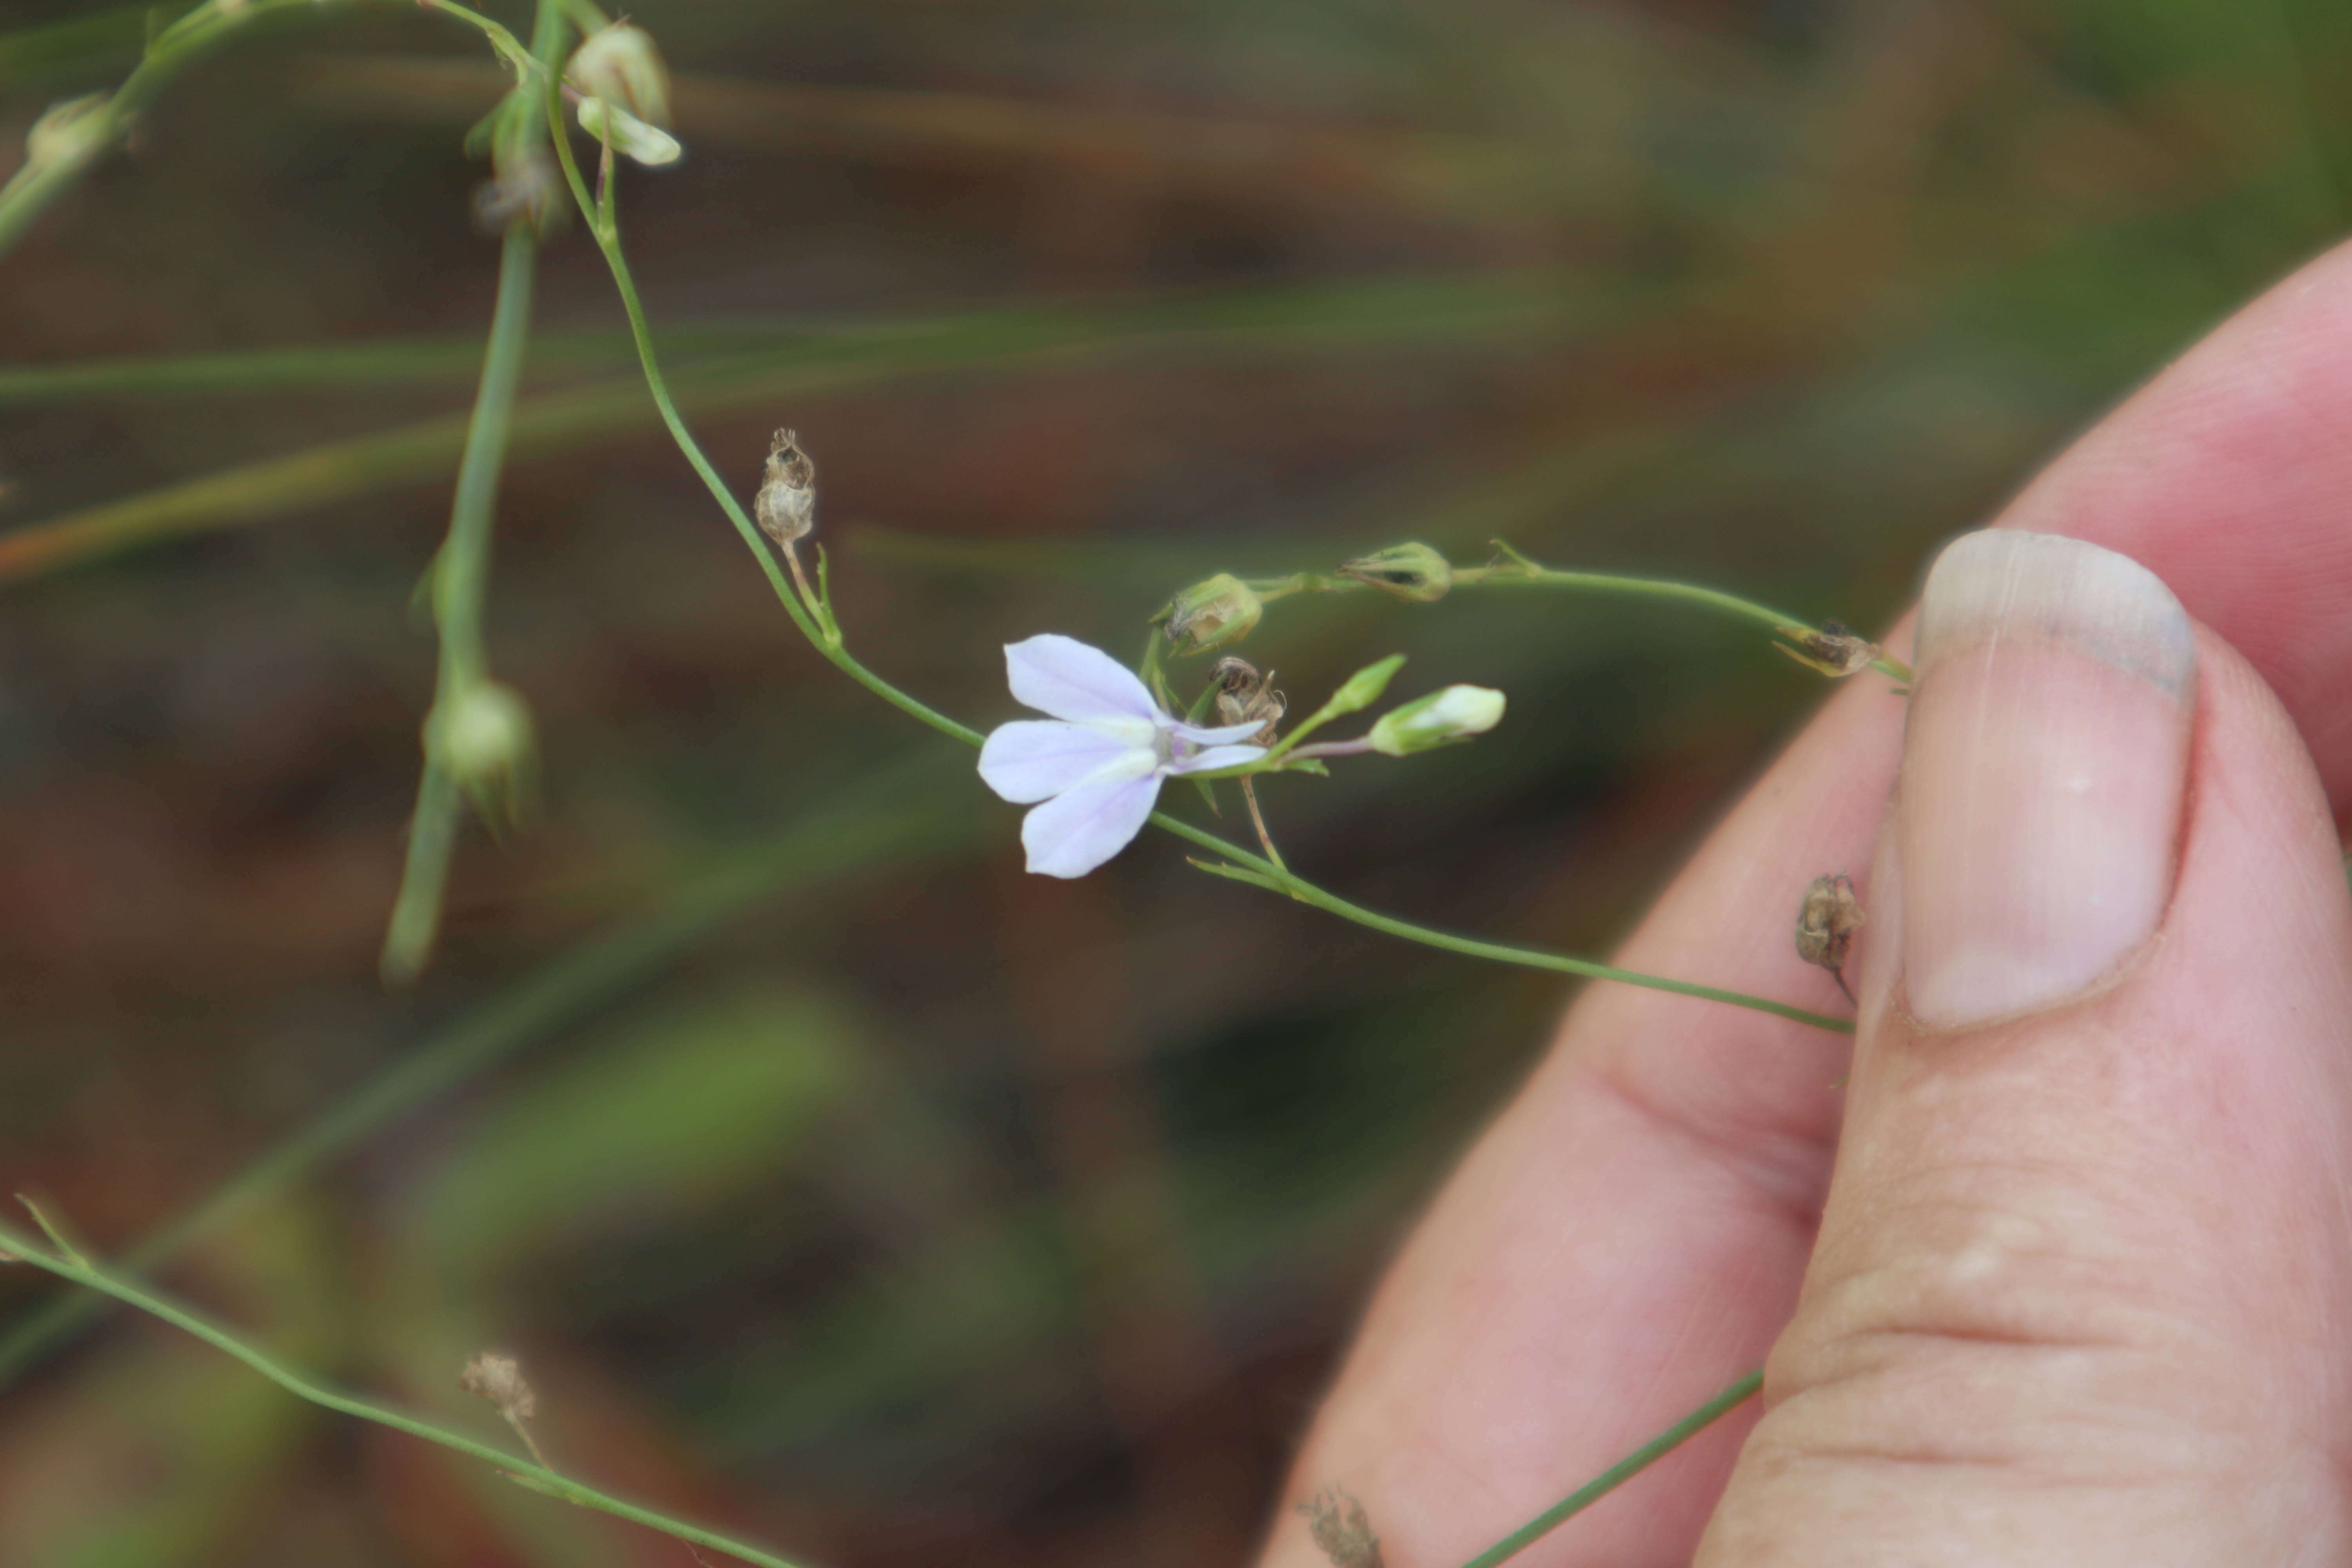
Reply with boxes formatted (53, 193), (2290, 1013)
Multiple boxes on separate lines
(1775, 620), (1881, 678)
(1297, 1487), (1384, 1568)
(1795, 872), (1866, 1000)
(755, 428), (816, 547)
(459, 1351), (537, 1423)
(1211, 655), (1287, 744)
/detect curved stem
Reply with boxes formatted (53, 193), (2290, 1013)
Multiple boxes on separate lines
(0, 0), (532, 265)
(1247, 556), (1913, 683)
(379, 3), (568, 985)
(1159, 814), (1851, 1033)
(0, 1220), (813, 1568)
(541, 88), (1846, 1036)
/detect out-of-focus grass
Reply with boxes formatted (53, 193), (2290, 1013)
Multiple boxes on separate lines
(2, 0), (2347, 1563)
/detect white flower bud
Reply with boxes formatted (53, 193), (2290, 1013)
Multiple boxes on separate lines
(567, 22), (672, 128)
(576, 96), (682, 168)
(1367, 684), (1505, 755)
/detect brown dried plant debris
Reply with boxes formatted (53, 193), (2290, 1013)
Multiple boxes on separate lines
(755, 428), (817, 547)
(1774, 619), (1880, 677)
(1796, 872), (1866, 1000)
(1211, 656), (1287, 744)
(1298, 1486), (1384, 1568)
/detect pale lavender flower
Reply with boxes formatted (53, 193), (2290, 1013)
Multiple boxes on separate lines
(979, 634), (1267, 878)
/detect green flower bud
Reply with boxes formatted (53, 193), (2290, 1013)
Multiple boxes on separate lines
(24, 93), (110, 174)
(1326, 653), (1405, 717)
(568, 22), (672, 128)
(1367, 684), (1505, 755)
(1339, 541), (1452, 602)
(1160, 573), (1262, 655)
(427, 681), (537, 831)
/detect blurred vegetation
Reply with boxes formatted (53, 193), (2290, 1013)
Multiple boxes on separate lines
(0, 0), (2345, 1562)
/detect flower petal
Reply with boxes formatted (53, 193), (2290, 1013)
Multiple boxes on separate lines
(978, 719), (1149, 804)
(1005, 635), (1160, 724)
(1019, 771), (1163, 878)
(1165, 716), (1268, 746)
(1165, 743), (1267, 776)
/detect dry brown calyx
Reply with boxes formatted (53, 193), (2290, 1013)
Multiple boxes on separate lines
(1775, 619), (1881, 678)
(1298, 1487), (1384, 1568)
(1211, 656), (1287, 744)
(1796, 872), (1866, 1000)
(755, 428), (817, 548)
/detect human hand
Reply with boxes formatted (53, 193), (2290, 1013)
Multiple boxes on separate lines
(1260, 241), (2352, 1566)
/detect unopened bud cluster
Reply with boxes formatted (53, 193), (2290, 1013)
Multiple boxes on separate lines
(755, 429), (817, 548)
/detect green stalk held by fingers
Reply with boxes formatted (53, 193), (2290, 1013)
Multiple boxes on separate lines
(539, 75), (1854, 1036)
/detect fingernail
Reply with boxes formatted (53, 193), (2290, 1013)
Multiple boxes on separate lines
(1899, 530), (2195, 1029)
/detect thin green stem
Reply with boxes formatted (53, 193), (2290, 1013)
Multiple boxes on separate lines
(542, 79), (981, 748)
(1454, 1368), (1764, 1568)
(1461, 562), (1911, 681)
(0, 0), (534, 265)
(1162, 815), (1851, 1032)
(0, 759), (965, 1389)
(379, 8), (564, 985)
(0, 1220), (813, 1568)
(381, 761), (466, 984)
(1249, 552), (1911, 683)
(542, 90), (1843, 1036)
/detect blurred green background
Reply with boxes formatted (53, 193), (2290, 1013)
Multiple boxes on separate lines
(0, 0), (2342, 1561)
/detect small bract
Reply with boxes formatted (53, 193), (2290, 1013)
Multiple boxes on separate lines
(577, 96), (682, 167)
(978, 635), (1267, 877)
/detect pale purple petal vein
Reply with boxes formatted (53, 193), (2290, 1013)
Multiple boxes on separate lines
(1019, 771), (1164, 878)
(1167, 743), (1269, 776)
(1165, 716), (1269, 747)
(977, 719), (1143, 804)
(1004, 634), (1160, 725)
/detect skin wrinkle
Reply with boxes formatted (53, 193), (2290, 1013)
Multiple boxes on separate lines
(1270, 244), (2352, 1568)
(1575, 1049), (1833, 1236)
(1701, 632), (2352, 1564)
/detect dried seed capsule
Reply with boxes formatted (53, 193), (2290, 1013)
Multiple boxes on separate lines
(1210, 656), (1287, 743)
(755, 428), (817, 547)
(1160, 574), (1262, 655)
(1775, 620), (1880, 677)
(1795, 872), (1866, 998)
(1339, 541), (1452, 602)
(1297, 1487), (1383, 1568)
(459, 1351), (537, 1423)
